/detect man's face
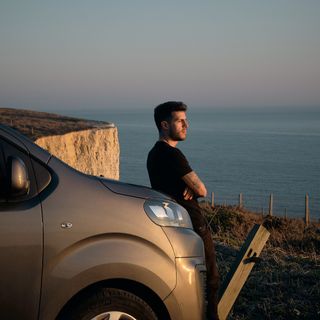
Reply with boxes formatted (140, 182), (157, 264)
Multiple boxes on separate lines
(166, 111), (189, 141)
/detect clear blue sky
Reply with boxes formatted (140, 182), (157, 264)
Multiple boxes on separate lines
(1, 1), (320, 111)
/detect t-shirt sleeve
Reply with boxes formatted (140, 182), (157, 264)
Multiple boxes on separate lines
(170, 148), (193, 178)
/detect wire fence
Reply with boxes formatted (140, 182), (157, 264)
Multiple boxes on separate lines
(208, 192), (320, 224)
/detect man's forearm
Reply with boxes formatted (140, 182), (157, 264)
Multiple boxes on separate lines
(182, 171), (207, 198)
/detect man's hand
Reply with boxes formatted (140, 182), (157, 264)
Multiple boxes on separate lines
(183, 186), (194, 200)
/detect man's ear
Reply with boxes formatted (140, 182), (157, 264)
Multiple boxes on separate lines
(160, 120), (169, 130)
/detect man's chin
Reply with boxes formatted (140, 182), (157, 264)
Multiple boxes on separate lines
(180, 133), (187, 140)
(170, 133), (187, 141)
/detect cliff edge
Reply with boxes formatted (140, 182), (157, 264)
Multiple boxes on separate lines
(35, 128), (119, 179)
(0, 108), (120, 180)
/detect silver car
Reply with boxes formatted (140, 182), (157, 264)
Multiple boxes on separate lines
(0, 124), (207, 320)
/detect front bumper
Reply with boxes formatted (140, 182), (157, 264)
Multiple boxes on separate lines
(162, 227), (207, 320)
(164, 257), (207, 320)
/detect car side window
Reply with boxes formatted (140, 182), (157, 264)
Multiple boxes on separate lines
(0, 137), (38, 203)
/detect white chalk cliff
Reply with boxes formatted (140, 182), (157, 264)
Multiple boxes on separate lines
(35, 127), (120, 180)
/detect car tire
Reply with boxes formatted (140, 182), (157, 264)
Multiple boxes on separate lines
(60, 287), (158, 320)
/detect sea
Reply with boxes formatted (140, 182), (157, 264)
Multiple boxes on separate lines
(60, 107), (320, 220)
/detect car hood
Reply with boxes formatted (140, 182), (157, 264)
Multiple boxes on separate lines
(100, 178), (171, 200)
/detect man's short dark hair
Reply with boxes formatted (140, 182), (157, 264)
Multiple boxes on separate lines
(154, 101), (187, 131)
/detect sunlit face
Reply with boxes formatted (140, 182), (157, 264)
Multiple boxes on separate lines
(166, 111), (189, 141)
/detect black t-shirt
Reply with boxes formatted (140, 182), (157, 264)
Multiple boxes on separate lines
(147, 141), (193, 202)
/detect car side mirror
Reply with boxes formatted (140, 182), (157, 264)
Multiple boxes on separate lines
(8, 156), (30, 197)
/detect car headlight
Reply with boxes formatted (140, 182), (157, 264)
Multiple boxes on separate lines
(144, 199), (193, 228)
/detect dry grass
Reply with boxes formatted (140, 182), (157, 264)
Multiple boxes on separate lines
(200, 202), (320, 319)
(0, 107), (110, 140)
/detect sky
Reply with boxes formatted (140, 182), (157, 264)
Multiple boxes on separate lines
(1, 0), (320, 111)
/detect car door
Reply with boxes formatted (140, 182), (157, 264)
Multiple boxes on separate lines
(0, 135), (43, 319)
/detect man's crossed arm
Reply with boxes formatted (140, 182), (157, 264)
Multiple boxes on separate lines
(182, 171), (207, 200)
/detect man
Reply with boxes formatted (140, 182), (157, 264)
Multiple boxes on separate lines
(147, 101), (219, 320)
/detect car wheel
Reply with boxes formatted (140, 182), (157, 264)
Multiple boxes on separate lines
(61, 288), (158, 320)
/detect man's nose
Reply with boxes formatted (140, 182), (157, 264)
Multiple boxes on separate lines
(183, 120), (189, 128)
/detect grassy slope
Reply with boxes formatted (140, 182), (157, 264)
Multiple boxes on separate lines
(0, 107), (110, 140)
(200, 202), (320, 319)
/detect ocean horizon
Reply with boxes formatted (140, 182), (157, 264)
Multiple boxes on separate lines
(58, 106), (320, 220)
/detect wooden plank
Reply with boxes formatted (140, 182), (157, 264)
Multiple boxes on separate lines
(217, 224), (270, 320)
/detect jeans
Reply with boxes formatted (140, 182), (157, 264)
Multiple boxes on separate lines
(178, 199), (220, 320)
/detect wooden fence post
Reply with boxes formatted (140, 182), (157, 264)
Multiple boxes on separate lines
(211, 192), (215, 208)
(268, 194), (273, 216)
(239, 193), (243, 209)
(305, 193), (310, 226)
